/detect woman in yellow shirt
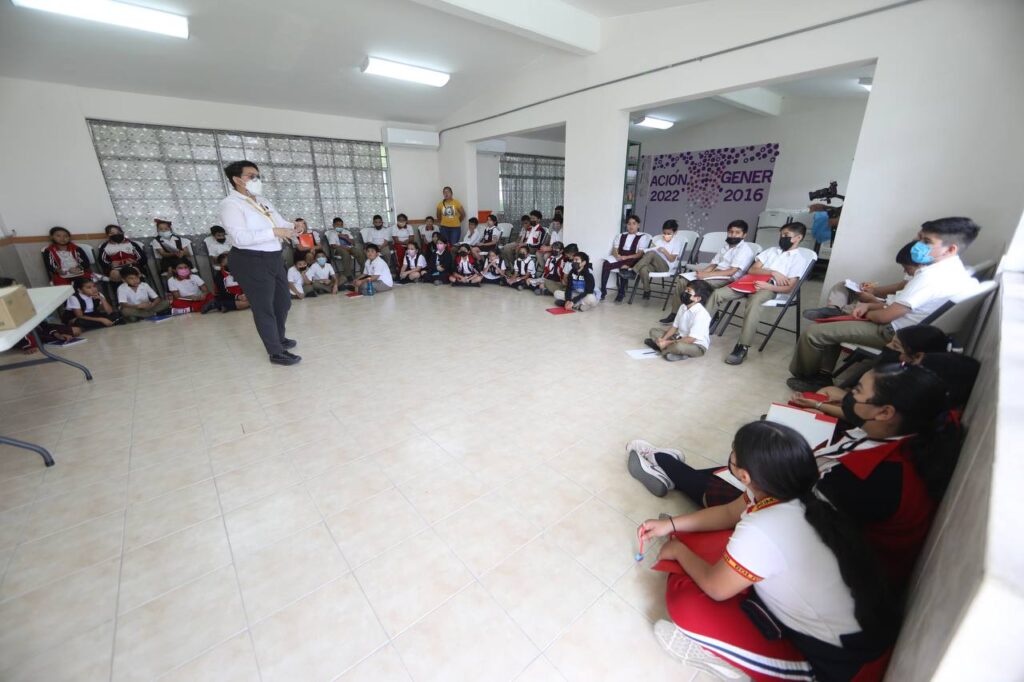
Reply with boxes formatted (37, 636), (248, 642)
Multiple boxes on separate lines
(436, 186), (465, 246)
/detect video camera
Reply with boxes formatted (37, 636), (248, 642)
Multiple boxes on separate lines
(809, 181), (844, 205)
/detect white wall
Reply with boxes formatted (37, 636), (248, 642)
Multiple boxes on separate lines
(633, 96), (868, 212)
(474, 136), (566, 217)
(387, 145), (441, 221)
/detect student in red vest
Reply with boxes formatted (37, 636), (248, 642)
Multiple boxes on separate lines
(640, 421), (897, 681)
(43, 226), (94, 285)
(168, 263), (217, 314)
(600, 214), (650, 302)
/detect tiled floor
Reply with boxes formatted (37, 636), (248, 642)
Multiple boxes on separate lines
(0, 280), (817, 681)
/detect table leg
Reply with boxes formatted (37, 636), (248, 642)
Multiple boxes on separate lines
(31, 330), (92, 380)
(0, 435), (55, 467)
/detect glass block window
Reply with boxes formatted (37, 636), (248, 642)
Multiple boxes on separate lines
(498, 153), (564, 223)
(88, 120), (391, 235)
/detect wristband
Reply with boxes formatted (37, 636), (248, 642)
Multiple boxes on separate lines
(670, 517), (677, 533)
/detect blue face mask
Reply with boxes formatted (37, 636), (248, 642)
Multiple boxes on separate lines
(910, 241), (935, 264)
(316, 257), (327, 265)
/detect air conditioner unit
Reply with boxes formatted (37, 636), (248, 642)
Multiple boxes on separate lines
(475, 139), (507, 154)
(382, 127), (440, 149)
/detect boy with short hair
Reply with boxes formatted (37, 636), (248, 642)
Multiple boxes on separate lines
(306, 249), (339, 294)
(632, 219), (686, 299)
(325, 217), (362, 282)
(537, 216), (563, 268)
(391, 213), (415, 268)
(205, 225), (233, 290)
(501, 214), (535, 265)
(645, 280), (714, 362)
(600, 214), (649, 302)
(287, 258), (316, 299)
(803, 240), (921, 320)
(788, 217), (981, 390)
(707, 222), (817, 366)
(362, 215), (393, 265)
(117, 267), (170, 321)
(418, 215), (438, 250)
(352, 243), (394, 294)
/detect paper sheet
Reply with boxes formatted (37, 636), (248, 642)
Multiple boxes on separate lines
(683, 271), (732, 282)
(625, 348), (660, 359)
(765, 402), (838, 450)
(844, 278), (862, 293)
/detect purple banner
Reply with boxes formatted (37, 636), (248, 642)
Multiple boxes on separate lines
(635, 143), (780, 237)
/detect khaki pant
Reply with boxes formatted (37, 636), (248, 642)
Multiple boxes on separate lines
(310, 280), (336, 294)
(633, 251), (669, 292)
(671, 276), (731, 307)
(648, 327), (706, 357)
(555, 291), (599, 311)
(789, 320), (895, 378)
(706, 286), (778, 347)
(123, 299), (170, 320)
(501, 242), (524, 266)
(332, 246), (363, 280)
(825, 281), (858, 312)
(358, 280), (392, 294)
(543, 279), (563, 295)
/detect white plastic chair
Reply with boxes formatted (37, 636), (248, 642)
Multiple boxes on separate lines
(685, 231), (729, 271)
(497, 222), (513, 245)
(676, 230), (700, 263)
(627, 236), (691, 309)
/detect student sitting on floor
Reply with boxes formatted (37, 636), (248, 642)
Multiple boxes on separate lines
(43, 226), (94, 286)
(0, 276), (83, 349)
(399, 243), (427, 283)
(351, 243), (393, 294)
(536, 215), (564, 269)
(449, 245), (483, 286)
(644, 280), (714, 362)
(638, 421), (897, 682)
(706, 222), (816, 366)
(306, 249), (339, 295)
(287, 257), (315, 299)
(480, 250), (506, 284)
(530, 242), (571, 296)
(501, 214), (538, 265)
(632, 219), (686, 300)
(418, 215), (439, 251)
(153, 219), (197, 276)
(391, 213), (416, 268)
(662, 219), (755, 324)
(554, 251), (598, 312)
(600, 214), (650, 302)
(117, 267), (170, 321)
(476, 215), (502, 258)
(214, 253), (251, 312)
(204, 225), (233, 273)
(98, 224), (148, 284)
(504, 246), (535, 290)
(326, 217), (362, 283)
(290, 218), (320, 264)
(803, 241), (921, 321)
(63, 278), (124, 329)
(427, 235), (454, 285)
(168, 264), (217, 314)
(788, 217), (980, 391)
(459, 217), (482, 253)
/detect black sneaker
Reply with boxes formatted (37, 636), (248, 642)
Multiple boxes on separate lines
(725, 344), (748, 365)
(659, 313), (676, 324)
(786, 376), (832, 392)
(644, 338), (661, 352)
(269, 352), (301, 366)
(614, 293), (625, 303)
(281, 338), (297, 350)
(642, 291), (651, 300)
(802, 306), (844, 321)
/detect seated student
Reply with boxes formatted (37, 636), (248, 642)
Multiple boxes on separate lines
(43, 226), (94, 286)
(554, 251), (598, 312)
(362, 214), (393, 265)
(600, 214), (650, 302)
(639, 421), (897, 682)
(153, 219), (196, 276)
(325, 217), (362, 283)
(117, 267), (170, 321)
(536, 215), (564, 268)
(706, 222), (816, 366)
(449, 245), (483, 286)
(287, 257), (315, 299)
(0, 276), (82, 350)
(98, 224), (148, 283)
(504, 246), (535, 290)
(304, 249), (338, 294)
(167, 264), (217, 314)
(351, 243), (393, 294)
(501, 214), (537, 265)
(427, 235), (454, 285)
(530, 242), (571, 296)
(788, 217), (981, 390)
(662, 220), (756, 324)
(644, 280), (714, 362)
(63, 278), (124, 329)
(399, 243), (428, 283)
(632, 219), (686, 300)
(459, 217), (482, 252)
(290, 218), (320, 263)
(204, 225), (233, 291)
(418, 215), (439, 251)
(475, 215), (502, 258)
(480, 250), (506, 284)
(214, 253), (251, 312)
(390, 213), (415, 268)
(804, 241), (921, 321)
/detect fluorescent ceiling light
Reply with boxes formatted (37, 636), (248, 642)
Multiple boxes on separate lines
(361, 57), (450, 88)
(11, 0), (188, 39)
(635, 116), (674, 130)
(858, 77), (873, 92)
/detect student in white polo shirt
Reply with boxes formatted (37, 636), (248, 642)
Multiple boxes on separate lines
(663, 219), (755, 324)
(117, 267), (170, 321)
(362, 215), (393, 265)
(351, 243), (393, 294)
(305, 249), (338, 295)
(287, 258), (315, 299)
(390, 213), (416, 269)
(325, 217), (362, 282)
(645, 280), (713, 362)
(706, 222), (817, 366)
(631, 219), (686, 299)
(788, 217), (981, 391)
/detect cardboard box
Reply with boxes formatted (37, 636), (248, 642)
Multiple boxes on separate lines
(0, 285), (36, 331)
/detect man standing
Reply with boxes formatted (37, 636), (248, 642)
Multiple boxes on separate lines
(436, 186), (465, 246)
(218, 160), (301, 366)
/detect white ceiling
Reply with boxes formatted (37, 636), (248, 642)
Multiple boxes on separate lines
(0, 0), (560, 124)
(561, 0), (712, 18)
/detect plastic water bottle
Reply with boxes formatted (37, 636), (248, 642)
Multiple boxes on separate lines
(366, 279), (375, 296)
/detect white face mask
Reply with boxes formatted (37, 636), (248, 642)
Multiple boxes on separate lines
(246, 178), (263, 195)
(158, 230), (172, 238)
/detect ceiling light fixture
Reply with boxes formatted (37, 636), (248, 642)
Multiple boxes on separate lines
(858, 77), (873, 92)
(11, 0), (189, 39)
(360, 57), (450, 88)
(634, 116), (674, 130)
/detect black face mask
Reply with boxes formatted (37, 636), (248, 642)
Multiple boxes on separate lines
(680, 292), (693, 305)
(841, 392), (868, 428)
(215, 237), (226, 243)
(726, 236), (743, 246)
(778, 236), (794, 251)
(110, 233), (125, 243)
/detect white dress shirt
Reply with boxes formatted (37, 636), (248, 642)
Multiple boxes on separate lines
(650, 235), (685, 265)
(362, 227), (393, 246)
(218, 190), (290, 252)
(709, 242), (756, 279)
(364, 256), (394, 287)
(117, 282), (159, 306)
(204, 236), (234, 268)
(168, 274), (206, 298)
(672, 303), (713, 350)
(306, 262), (336, 282)
(889, 255), (977, 329)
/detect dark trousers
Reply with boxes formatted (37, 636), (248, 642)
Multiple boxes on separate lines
(229, 247), (290, 356)
(600, 259), (632, 295)
(655, 453), (743, 508)
(441, 226), (461, 245)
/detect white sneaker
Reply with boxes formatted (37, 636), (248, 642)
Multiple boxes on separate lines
(626, 439), (685, 466)
(653, 620), (748, 680)
(626, 440), (677, 497)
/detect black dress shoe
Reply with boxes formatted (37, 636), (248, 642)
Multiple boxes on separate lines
(642, 291), (651, 300)
(269, 353), (301, 366)
(659, 313), (676, 324)
(282, 350), (300, 359)
(281, 338), (297, 349)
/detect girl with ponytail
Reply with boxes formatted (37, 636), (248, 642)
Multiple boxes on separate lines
(640, 421), (897, 681)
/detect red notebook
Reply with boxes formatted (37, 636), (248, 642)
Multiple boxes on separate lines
(546, 307), (575, 315)
(727, 274), (772, 294)
(788, 391), (831, 410)
(345, 292), (363, 298)
(813, 315), (859, 323)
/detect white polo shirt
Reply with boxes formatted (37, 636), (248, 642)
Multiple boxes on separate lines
(547, 228), (563, 246)
(306, 262), (336, 282)
(418, 224), (438, 243)
(889, 255), (977, 329)
(403, 253), (427, 270)
(611, 232), (650, 254)
(364, 256), (393, 287)
(755, 246), (816, 280)
(66, 292), (106, 313)
(168, 274), (205, 298)
(217, 190), (290, 252)
(363, 227), (392, 246)
(325, 228), (355, 247)
(671, 303), (712, 350)
(392, 225), (415, 243)
(461, 229), (482, 246)
(710, 241), (756, 279)
(204, 236), (233, 268)
(482, 258), (505, 280)
(117, 282), (159, 306)
(287, 266), (308, 291)
(650, 235), (686, 265)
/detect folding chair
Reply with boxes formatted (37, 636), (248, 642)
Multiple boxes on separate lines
(496, 223), (513, 246)
(627, 236), (691, 309)
(711, 253), (818, 352)
(684, 231), (728, 272)
(676, 230), (700, 264)
(966, 259), (997, 280)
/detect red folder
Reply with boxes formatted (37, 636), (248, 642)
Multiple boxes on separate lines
(546, 307), (575, 315)
(813, 315), (860, 323)
(344, 292), (362, 298)
(787, 391), (830, 409)
(727, 274), (772, 294)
